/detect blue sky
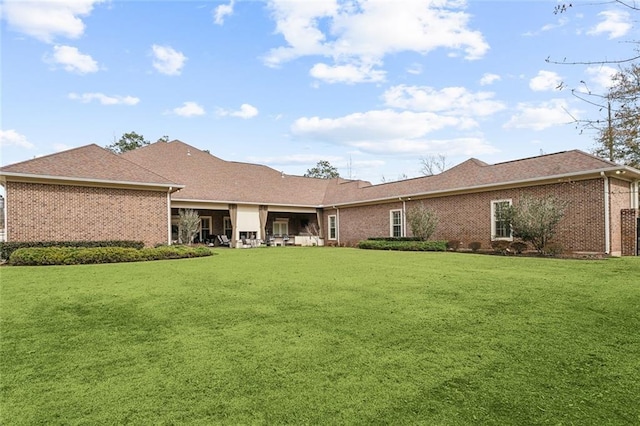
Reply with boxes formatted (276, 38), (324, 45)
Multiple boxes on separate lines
(1, 0), (637, 183)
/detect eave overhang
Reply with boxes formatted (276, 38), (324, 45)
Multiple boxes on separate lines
(0, 171), (184, 192)
(322, 166), (640, 209)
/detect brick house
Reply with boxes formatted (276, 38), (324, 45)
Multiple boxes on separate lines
(1, 140), (639, 256)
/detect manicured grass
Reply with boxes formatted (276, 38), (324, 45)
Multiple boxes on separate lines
(1, 248), (639, 424)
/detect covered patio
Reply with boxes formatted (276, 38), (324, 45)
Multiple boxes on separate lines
(171, 204), (324, 248)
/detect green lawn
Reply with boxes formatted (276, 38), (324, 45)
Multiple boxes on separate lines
(1, 248), (639, 425)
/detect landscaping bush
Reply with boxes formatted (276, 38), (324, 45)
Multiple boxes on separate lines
(0, 240), (144, 260)
(357, 240), (447, 251)
(446, 240), (461, 251)
(468, 242), (482, 252)
(542, 242), (564, 257)
(366, 237), (423, 242)
(510, 241), (528, 254)
(8, 245), (213, 266)
(490, 240), (511, 253)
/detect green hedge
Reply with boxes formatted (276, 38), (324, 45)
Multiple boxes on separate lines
(365, 237), (423, 242)
(0, 240), (145, 260)
(8, 245), (213, 266)
(357, 240), (447, 251)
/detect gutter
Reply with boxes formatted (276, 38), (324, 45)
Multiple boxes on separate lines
(0, 171), (183, 192)
(322, 166), (640, 209)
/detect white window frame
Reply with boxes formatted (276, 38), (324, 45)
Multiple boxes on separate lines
(390, 209), (404, 238)
(491, 199), (513, 241)
(328, 215), (337, 240)
(272, 218), (289, 236)
(200, 216), (212, 242)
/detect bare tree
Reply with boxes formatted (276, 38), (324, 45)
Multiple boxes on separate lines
(547, 3), (639, 167)
(178, 209), (200, 245)
(419, 154), (450, 176)
(406, 203), (439, 241)
(503, 195), (569, 254)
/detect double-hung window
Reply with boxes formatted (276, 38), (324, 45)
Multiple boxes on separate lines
(390, 209), (403, 237)
(328, 215), (337, 240)
(491, 200), (512, 240)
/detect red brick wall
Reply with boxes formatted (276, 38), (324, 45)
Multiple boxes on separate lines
(6, 182), (168, 247)
(330, 179), (610, 253)
(621, 209), (638, 256)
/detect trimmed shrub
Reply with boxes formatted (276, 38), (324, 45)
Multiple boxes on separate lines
(0, 240), (144, 260)
(446, 240), (461, 251)
(542, 242), (564, 257)
(510, 241), (528, 254)
(8, 246), (213, 266)
(366, 237), (423, 242)
(357, 240), (447, 251)
(490, 240), (511, 253)
(468, 242), (482, 252)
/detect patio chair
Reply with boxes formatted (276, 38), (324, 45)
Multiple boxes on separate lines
(217, 235), (231, 247)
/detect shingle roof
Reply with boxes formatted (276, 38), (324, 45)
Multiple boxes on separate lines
(321, 150), (626, 205)
(121, 140), (334, 205)
(0, 144), (179, 186)
(4, 141), (634, 207)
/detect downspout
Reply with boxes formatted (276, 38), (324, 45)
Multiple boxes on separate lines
(401, 198), (407, 237)
(601, 172), (610, 254)
(336, 207), (340, 246)
(632, 180), (640, 210)
(2, 189), (7, 242)
(167, 188), (173, 245)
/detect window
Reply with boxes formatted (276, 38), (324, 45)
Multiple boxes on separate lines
(328, 215), (337, 240)
(200, 216), (211, 242)
(273, 219), (289, 236)
(491, 200), (512, 240)
(390, 209), (403, 238)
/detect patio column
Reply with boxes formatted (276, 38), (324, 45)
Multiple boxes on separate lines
(259, 205), (268, 240)
(229, 204), (237, 248)
(316, 208), (324, 239)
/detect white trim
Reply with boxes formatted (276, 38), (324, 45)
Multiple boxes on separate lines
(390, 209), (403, 237)
(328, 214), (337, 241)
(167, 188), (172, 245)
(602, 173), (610, 254)
(491, 199), (513, 241)
(321, 167), (640, 209)
(0, 171), (182, 191)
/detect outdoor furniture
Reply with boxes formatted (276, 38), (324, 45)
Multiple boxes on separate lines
(217, 235), (231, 247)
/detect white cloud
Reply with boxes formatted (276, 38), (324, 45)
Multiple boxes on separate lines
(585, 65), (617, 90)
(310, 62), (385, 84)
(54, 143), (74, 152)
(151, 45), (187, 76)
(290, 109), (488, 157)
(382, 85), (506, 117)
(406, 63), (423, 75)
(479, 73), (500, 86)
(68, 92), (140, 105)
(1, 0), (104, 43)
(503, 99), (579, 131)
(172, 102), (205, 117)
(529, 70), (562, 92)
(248, 153), (343, 166)
(264, 0), (489, 82)
(0, 129), (35, 149)
(45, 45), (99, 74)
(588, 10), (631, 39)
(214, 0), (235, 25)
(217, 104), (259, 119)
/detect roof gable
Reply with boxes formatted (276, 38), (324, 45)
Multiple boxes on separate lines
(0, 144), (178, 186)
